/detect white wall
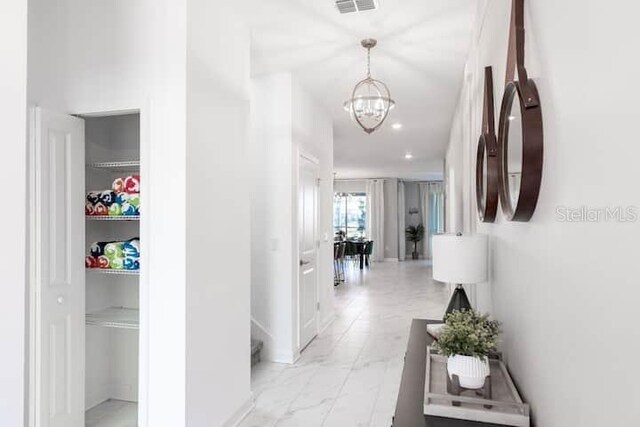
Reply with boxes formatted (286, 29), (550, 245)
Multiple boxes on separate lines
(0, 1), (27, 424)
(250, 74), (295, 362)
(250, 73), (335, 363)
(185, 2), (251, 425)
(334, 180), (367, 194)
(447, 0), (640, 425)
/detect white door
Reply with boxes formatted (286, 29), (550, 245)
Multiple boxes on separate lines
(31, 108), (85, 427)
(298, 155), (319, 350)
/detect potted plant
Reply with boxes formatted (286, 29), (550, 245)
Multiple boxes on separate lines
(433, 309), (501, 389)
(405, 224), (425, 260)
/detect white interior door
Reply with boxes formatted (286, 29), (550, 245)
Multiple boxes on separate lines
(298, 155), (319, 350)
(31, 108), (85, 427)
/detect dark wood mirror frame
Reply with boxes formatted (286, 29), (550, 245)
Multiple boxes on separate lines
(476, 66), (499, 223)
(497, 0), (543, 221)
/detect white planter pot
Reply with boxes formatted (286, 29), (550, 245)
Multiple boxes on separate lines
(447, 355), (490, 389)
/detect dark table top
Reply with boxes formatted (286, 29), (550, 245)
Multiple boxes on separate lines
(393, 319), (505, 427)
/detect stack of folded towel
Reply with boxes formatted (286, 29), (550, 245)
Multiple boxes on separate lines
(85, 175), (140, 217)
(86, 238), (140, 271)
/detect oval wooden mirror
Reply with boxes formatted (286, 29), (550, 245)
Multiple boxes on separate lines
(497, 0), (543, 221)
(476, 67), (498, 223)
(497, 80), (542, 220)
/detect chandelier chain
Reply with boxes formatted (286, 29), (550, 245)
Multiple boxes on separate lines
(367, 47), (371, 78)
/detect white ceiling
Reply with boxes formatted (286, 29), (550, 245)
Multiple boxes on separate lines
(237, 0), (478, 180)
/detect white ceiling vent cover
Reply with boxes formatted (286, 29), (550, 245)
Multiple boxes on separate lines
(336, 0), (378, 14)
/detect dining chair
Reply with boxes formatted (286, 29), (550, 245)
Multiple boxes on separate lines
(344, 241), (357, 267)
(364, 241), (374, 268)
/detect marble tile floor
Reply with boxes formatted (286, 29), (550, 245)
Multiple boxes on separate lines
(240, 260), (448, 427)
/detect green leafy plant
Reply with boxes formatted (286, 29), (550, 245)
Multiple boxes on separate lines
(405, 224), (425, 258)
(433, 310), (501, 358)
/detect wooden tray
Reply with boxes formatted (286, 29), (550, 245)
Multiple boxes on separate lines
(424, 347), (530, 426)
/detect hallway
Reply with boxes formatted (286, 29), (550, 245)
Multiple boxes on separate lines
(241, 261), (448, 427)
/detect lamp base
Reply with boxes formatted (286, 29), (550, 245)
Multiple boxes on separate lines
(444, 284), (472, 320)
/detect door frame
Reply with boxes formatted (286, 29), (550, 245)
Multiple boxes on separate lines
(295, 149), (320, 353)
(28, 101), (151, 427)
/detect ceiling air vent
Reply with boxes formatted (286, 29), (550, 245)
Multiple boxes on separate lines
(336, 0), (378, 14)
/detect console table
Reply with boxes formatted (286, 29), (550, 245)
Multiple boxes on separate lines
(393, 319), (505, 427)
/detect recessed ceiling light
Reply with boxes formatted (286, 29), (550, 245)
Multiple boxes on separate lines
(392, 123), (403, 130)
(508, 115), (516, 121)
(405, 153), (413, 160)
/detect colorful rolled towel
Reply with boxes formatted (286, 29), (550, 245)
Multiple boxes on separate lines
(99, 190), (116, 207)
(123, 175), (140, 194)
(112, 177), (126, 193)
(85, 202), (96, 216)
(104, 242), (124, 260)
(122, 238), (140, 258)
(109, 257), (124, 270)
(85, 256), (98, 268)
(86, 191), (101, 205)
(115, 192), (129, 205)
(109, 203), (122, 216)
(121, 201), (137, 216)
(96, 255), (111, 269)
(90, 241), (111, 258)
(127, 193), (140, 209)
(94, 202), (108, 216)
(123, 257), (140, 271)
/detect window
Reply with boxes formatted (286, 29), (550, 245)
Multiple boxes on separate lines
(333, 192), (367, 239)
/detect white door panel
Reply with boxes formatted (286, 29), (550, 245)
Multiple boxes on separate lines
(299, 156), (319, 350)
(32, 108), (85, 427)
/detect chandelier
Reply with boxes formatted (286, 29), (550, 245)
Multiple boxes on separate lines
(343, 39), (395, 134)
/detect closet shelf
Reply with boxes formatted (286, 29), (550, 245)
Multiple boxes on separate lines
(87, 268), (140, 276)
(86, 215), (140, 221)
(89, 160), (140, 171)
(86, 307), (139, 330)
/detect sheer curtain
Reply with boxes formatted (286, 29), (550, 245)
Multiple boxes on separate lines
(419, 182), (445, 259)
(366, 179), (385, 262)
(398, 181), (406, 261)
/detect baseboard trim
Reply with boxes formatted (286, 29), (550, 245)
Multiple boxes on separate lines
(266, 348), (297, 364)
(223, 396), (255, 427)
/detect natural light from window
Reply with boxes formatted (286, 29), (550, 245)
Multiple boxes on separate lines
(333, 192), (367, 239)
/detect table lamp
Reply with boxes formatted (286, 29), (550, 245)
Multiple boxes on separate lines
(432, 233), (488, 319)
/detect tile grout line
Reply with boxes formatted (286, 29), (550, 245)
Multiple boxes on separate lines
(274, 315), (355, 426)
(319, 313), (370, 426)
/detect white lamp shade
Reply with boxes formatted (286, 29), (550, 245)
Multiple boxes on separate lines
(432, 233), (488, 284)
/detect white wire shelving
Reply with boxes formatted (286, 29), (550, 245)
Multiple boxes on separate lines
(86, 307), (139, 330)
(86, 215), (140, 221)
(89, 160), (140, 172)
(86, 268), (140, 276)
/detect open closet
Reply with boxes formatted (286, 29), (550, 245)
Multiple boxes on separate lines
(30, 108), (142, 427)
(83, 113), (140, 426)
